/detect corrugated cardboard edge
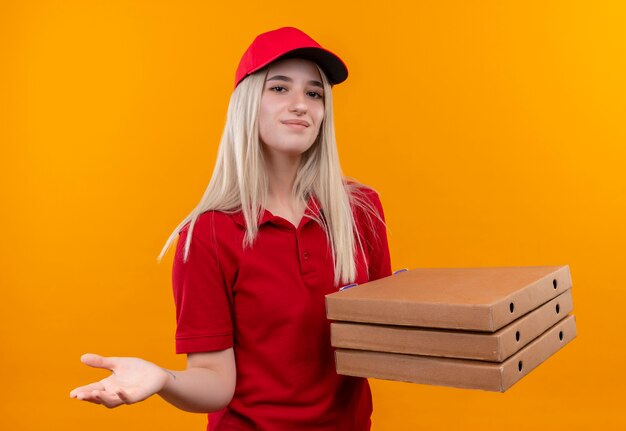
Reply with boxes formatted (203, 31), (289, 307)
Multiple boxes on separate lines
(500, 314), (576, 391)
(331, 322), (499, 361)
(327, 293), (495, 329)
(330, 290), (573, 362)
(490, 265), (572, 331)
(336, 347), (504, 391)
(335, 315), (576, 392)
(497, 289), (574, 360)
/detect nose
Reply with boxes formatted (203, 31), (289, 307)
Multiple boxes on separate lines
(288, 92), (308, 115)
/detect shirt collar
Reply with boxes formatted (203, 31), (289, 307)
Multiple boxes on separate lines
(230, 195), (323, 229)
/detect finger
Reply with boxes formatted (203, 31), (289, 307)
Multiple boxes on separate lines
(94, 390), (124, 409)
(116, 388), (132, 404)
(80, 353), (116, 371)
(114, 388), (144, 405)
(75, 390), (102, 404)
(70, 382), (106, 398)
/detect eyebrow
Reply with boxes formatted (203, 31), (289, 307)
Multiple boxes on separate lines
(266, 75), (323, 89)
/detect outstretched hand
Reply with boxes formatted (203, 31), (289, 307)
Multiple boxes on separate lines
(70, 353), (170, 408)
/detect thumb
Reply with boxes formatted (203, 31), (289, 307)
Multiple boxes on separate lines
(80, 353), (116, 371)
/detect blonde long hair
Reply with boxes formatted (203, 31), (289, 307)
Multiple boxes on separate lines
(158, 63), (380, 285)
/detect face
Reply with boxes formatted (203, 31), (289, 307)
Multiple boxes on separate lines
(258, 58), (325, 159)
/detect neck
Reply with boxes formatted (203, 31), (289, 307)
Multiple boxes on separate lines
(264, 150), (301, 203)
(261, 148), (310, 227)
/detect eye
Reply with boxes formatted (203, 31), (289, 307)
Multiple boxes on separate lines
(269, 86), (286, 92)
(307, 91), (323, 99)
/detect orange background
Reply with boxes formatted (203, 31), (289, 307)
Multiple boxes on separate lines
(2, 1), (625, 429)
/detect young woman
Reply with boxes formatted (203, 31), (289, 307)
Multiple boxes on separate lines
(70, 27), (391, 430)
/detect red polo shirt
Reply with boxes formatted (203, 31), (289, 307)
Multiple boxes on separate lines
(172, 187), (391, 431)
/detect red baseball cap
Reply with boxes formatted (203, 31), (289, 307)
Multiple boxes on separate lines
(234, 27), (349, 88)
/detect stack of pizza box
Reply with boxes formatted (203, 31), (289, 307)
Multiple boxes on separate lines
(325, 266), (576, 392)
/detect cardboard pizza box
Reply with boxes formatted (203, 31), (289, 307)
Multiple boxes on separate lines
(331, 289), (573, 361)
(334, 314), (576, 392)
(326, 266), (572, 331)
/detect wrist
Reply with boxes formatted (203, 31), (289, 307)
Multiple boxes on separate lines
(159, 367), (177, 393)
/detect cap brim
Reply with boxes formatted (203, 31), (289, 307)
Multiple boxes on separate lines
(278, 47), (349, 85)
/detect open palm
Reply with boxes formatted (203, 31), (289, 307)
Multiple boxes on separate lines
(70, 353), (169, 408)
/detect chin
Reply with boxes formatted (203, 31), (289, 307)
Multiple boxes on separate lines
(264, 141), (316, 157)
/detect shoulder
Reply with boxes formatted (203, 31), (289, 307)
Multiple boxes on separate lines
(179, 210), (243, 249)
(174, 210), (244, 274)
(345, 181), (385, 218)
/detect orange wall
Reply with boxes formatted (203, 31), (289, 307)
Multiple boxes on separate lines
(1, 1), (624, 429)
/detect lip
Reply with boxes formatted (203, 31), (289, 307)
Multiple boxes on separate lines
(281, 119), (310, 127)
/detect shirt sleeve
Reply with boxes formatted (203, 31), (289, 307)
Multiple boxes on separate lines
(171, 217), (234, 354)
(364, 189), (392, 282)
(352, 186), (392, 282)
